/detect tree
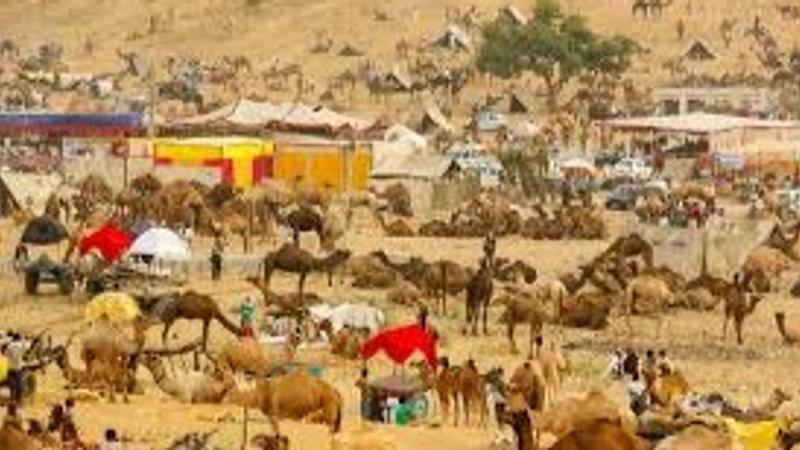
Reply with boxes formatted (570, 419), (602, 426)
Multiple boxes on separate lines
(477, 0), (639, 112)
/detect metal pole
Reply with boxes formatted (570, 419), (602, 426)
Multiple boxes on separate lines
(241, 406), (249, 450)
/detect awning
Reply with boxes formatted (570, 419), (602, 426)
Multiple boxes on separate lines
(0, 112), (141, 137)
(78, 224), (133, 263)
(361, 323), (437, 368)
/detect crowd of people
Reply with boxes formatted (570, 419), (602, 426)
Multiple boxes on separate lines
(2, 398), (123, 449)
(607, 347), (675, 415)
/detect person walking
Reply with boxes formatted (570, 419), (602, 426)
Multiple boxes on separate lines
(210, 247), (222, 282)
(5, 333), (26, 405)
(239, 296), (256, 338)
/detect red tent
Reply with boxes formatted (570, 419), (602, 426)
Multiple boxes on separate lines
(78, 224), (133, 263)
(361, 323), (437, 368)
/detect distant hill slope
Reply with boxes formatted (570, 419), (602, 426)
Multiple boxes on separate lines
(1, 0), (797, 116)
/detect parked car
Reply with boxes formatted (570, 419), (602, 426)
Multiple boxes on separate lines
(605, 184), (641, 210)
(607, 157), (653, 182)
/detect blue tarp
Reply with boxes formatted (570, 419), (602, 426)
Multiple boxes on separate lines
(0, 112), (141, 137)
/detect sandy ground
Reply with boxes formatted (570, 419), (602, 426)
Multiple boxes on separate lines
(3, 207), (800, 449)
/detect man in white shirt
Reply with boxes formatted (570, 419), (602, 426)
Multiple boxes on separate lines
(5, 333), (26, 405)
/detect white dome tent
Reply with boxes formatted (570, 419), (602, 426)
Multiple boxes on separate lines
(129, 227), (191, 261)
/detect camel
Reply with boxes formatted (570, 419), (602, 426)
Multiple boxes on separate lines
(496, 286), (554, 357)
(54, 345), (139, 402)
(535, 341), (569, 407)
(775, 312), (800, 344)
(0, 415), (38, 450)
(225, 371), (342, 435)
(373, 211), (416, 237)
(320, 205), (345, 251)
(561, 292), (613, 330)
(372, 251), (470, 314)
(142, 290), (241, 351)
(549, 420), (643, 450)
(722, 282), (762, 344)
(648, 371), (690, 407)
(215, 337), (274, 376)
(345, 253), (397, 288)
(742, 246), (794, 292)
(465, 259), (493, 335)
(509, 361), (547, 413)
(457, 359), (489, 427)
(537, 390), (636, 441)
(597, 233), (654, 269)
(376, 182), (412, 217)
(625, 275), (674, 339)
(141, 354), (231, 403)
(385, 280), (423, 307)
(262, 243), (352, 300)
(280, 205), (324, 246)
(494, 259), (537, 284)
(246, 276), (321, 316)
(654, 424), (736, 450)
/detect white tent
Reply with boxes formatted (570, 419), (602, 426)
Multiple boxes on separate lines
(384, 124), (428, 151)
(129, 228), (190, 260)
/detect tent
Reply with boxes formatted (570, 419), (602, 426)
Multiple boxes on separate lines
(431, 25), (472, 51)
(168, 99), (377, 136)
(420, 101), (455, 134)
(78, 224), (133, 263)
(0, 171), (63, 217)
(0, 112), (140, 137)
(684, 39), (717, 62)
(129, 227), (190, 260)
(384, 124), (428, 151)
(361, 323), (437, 368)
(21, 216), (68, 245)
(154, 137), (273, 188)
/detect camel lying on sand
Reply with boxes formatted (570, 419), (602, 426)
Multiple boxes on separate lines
(775, 311), (800, 344)
(549, 419), (644, 450)
(141, 355), (231, 403)
(226, 371), (342, 435)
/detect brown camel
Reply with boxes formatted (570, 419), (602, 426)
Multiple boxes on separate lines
(465, 259), (493, 335)
(54, 345), (139, 402)
(412, 357), (461, 426)
(280, 205), (324, 246)
(373, 211), (416, 237)
(457, 359), (489, 427)
(376, 182), (412, 217)
(496, 286), (552, 357)
(648, 371), (690, 407)
(225, 371), (342, 435)
(722, 277), (763, 344)
(0, 413), (38, 450)
(597, 233), (654, 269)
(775, 312), (800, 344)
(538, 390), (636, 441)
(262, 243), (351, 300)
(371, 250), (469, 314)
(549, 420), (643, 450)
(215, 337), (273, 376)
(142, 290), (241, 351)
(246, 276), (321, 315)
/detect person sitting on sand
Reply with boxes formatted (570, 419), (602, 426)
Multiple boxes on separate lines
(657, 350), (674, 375)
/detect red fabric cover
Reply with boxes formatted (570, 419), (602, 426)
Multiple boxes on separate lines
(78, 224), (133, 262)
(361, 323), (437, 368)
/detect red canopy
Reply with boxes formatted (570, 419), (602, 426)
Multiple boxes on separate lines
(78, 224), (133, 263)
(361, 323), (437, 368)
